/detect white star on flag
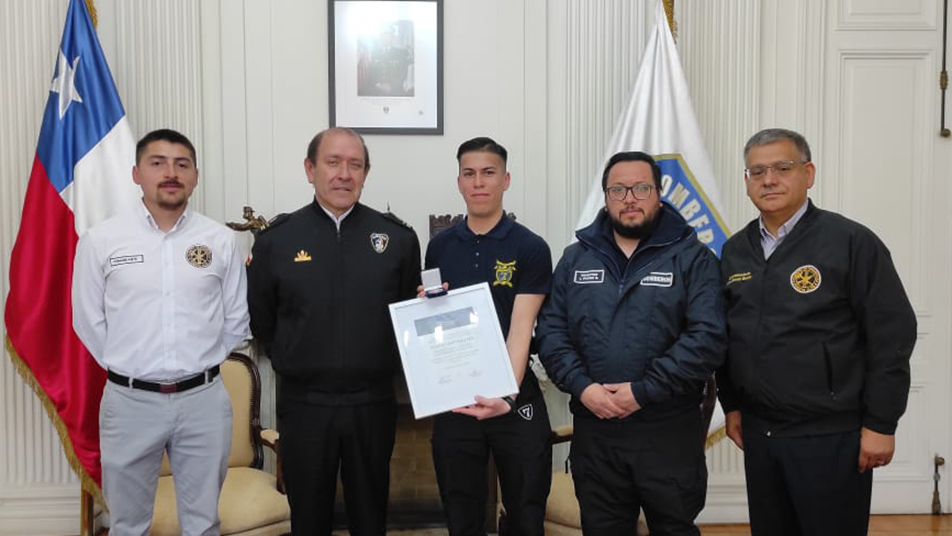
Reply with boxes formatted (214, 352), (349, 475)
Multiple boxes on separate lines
(50, 49), (83, 119)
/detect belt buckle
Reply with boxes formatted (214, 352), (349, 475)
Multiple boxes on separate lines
(159, 383), (177, 394)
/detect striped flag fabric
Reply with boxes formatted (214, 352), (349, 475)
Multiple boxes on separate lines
(574, 0), (731, 438)
(4, 0), (139, 500)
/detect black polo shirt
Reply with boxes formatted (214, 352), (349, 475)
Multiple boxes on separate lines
(424, 215), (552, 338)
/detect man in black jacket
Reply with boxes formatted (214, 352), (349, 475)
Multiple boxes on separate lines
(718, 128), (917, 536)
(537, 151), (726, 536)
(247, 127), (421, 535)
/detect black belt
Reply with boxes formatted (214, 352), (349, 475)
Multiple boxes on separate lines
(107, 365), (220, 394)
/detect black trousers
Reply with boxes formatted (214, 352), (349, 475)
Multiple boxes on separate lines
(431, 388), (552, 536)
(570, 409), (707, 536)
(742, 423), (872, 536)
(278, 397), (398, 536)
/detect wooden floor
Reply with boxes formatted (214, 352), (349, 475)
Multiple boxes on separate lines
(699, 514), (952, 536)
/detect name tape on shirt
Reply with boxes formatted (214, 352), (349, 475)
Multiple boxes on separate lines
(727, 272), (752, 285)
(109, 255), (144, 267)
(574, 269), (604, 284)
(640, 272), (674, 287)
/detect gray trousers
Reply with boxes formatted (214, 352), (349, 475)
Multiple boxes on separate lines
(100, 376), (232, 536)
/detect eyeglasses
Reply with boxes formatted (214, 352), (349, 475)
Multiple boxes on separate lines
(744, 160), (808, 181)
(604, 184), (655, 201)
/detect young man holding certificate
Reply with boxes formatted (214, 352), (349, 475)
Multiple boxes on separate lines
(423, 137), (553, 536)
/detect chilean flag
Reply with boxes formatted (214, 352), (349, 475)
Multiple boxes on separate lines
(4, 0), (139, 498)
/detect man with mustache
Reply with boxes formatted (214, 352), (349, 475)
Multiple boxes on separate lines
(537, 151), (726, 535)
(717, 128), (917, 536)
(72, 129), (250, 535)
(246, 127), (421, 535)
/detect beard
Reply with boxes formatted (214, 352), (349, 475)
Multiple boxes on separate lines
(609, 207), (659, 240)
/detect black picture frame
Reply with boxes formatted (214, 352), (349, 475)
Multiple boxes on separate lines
(328, 0), (444, 135)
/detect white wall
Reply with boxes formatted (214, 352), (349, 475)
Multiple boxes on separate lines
(1, 0), (950, 533)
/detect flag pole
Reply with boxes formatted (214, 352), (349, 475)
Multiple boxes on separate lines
(81, 6), (97, 532)
(662, 0), (677, 42)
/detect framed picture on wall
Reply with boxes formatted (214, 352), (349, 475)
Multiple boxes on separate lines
(328, 0), (443, 135)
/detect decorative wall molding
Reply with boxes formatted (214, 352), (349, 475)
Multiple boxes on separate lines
(838, 0), (938, 31)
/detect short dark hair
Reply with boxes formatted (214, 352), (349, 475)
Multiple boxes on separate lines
(601, 151), (662, 191)
(306, 127), (371, 172)
(456, 137), (508, 165)
(136, 129), (197, 165)
(744, 128), (812, 163)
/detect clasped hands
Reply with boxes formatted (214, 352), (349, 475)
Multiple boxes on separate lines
(580, 382), (641, 419)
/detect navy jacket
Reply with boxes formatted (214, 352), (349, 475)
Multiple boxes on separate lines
(247, 201), (421, 404)
(717, 201), (916, 436)
(537, 203), (727, 421)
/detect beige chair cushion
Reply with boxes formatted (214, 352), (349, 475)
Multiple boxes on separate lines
(546, 472), (582, 528)
(151, 468), (290, 536)
(221, 360), (255, 468)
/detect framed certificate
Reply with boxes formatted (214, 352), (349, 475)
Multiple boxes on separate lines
(389, 282), (517, 418)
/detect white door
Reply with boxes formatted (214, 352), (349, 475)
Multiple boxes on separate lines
(818, 0), (952, 513)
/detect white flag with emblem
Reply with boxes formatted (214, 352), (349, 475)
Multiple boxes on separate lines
(575, 0), (730, 440)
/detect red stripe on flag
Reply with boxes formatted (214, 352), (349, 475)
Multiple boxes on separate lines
(5, 154), (104, 487)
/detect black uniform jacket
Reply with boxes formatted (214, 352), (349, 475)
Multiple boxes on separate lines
(537, 203), (726, 421)
(247, 200), (421, 404)
(717, 200), (916, 436)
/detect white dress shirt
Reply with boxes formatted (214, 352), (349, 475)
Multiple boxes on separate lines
(72, 201), (250, 381)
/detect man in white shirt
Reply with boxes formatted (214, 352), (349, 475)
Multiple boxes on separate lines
(72, 129), (250, 536)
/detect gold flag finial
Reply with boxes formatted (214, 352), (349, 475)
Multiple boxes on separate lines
(663, 0), (677, 42)
(85, 0), (98, 29)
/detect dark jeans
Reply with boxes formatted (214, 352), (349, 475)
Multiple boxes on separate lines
(570, 409), (707, 536)
(279, 397), (398, 536)
(742, 421), (872, 536)
(432, 391), (552, 536)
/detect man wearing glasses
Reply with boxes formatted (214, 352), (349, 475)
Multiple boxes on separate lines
(717, 128), (917, 536)
(537, 151), (726, 535)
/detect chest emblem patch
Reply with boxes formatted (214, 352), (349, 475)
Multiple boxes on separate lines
(294, 250), (311, 262)
(574, 269), (604, 284)
(640, 272), (674, 287)
(186, 245), (212, 268)
(518, 404), (534, 421)
(790, 265), (821, 294)
(493, 260), (517, 287)
(371, 233), (389, 253)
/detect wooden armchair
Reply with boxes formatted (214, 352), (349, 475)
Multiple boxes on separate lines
(149, 353), (290, 536)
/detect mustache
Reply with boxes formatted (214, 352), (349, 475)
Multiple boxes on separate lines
(160, 180), (183, 187)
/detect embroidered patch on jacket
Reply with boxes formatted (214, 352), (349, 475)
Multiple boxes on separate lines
(726, 272), (752, 285)
(574, 269), (604, 284)
(109, 254), (144, 267)
(185, 245), (212, 268)
(493, 260), (517, 287)
(371, 233), (389, 253)
(640, 272), (674, 287)
(294, 250), (311, 262)
(518, 404), (533, 421)
(790, 265), (821, 293)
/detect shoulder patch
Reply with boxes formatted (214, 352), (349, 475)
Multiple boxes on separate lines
(257, 213), (290, 235)
(382, 211), (413, 231)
